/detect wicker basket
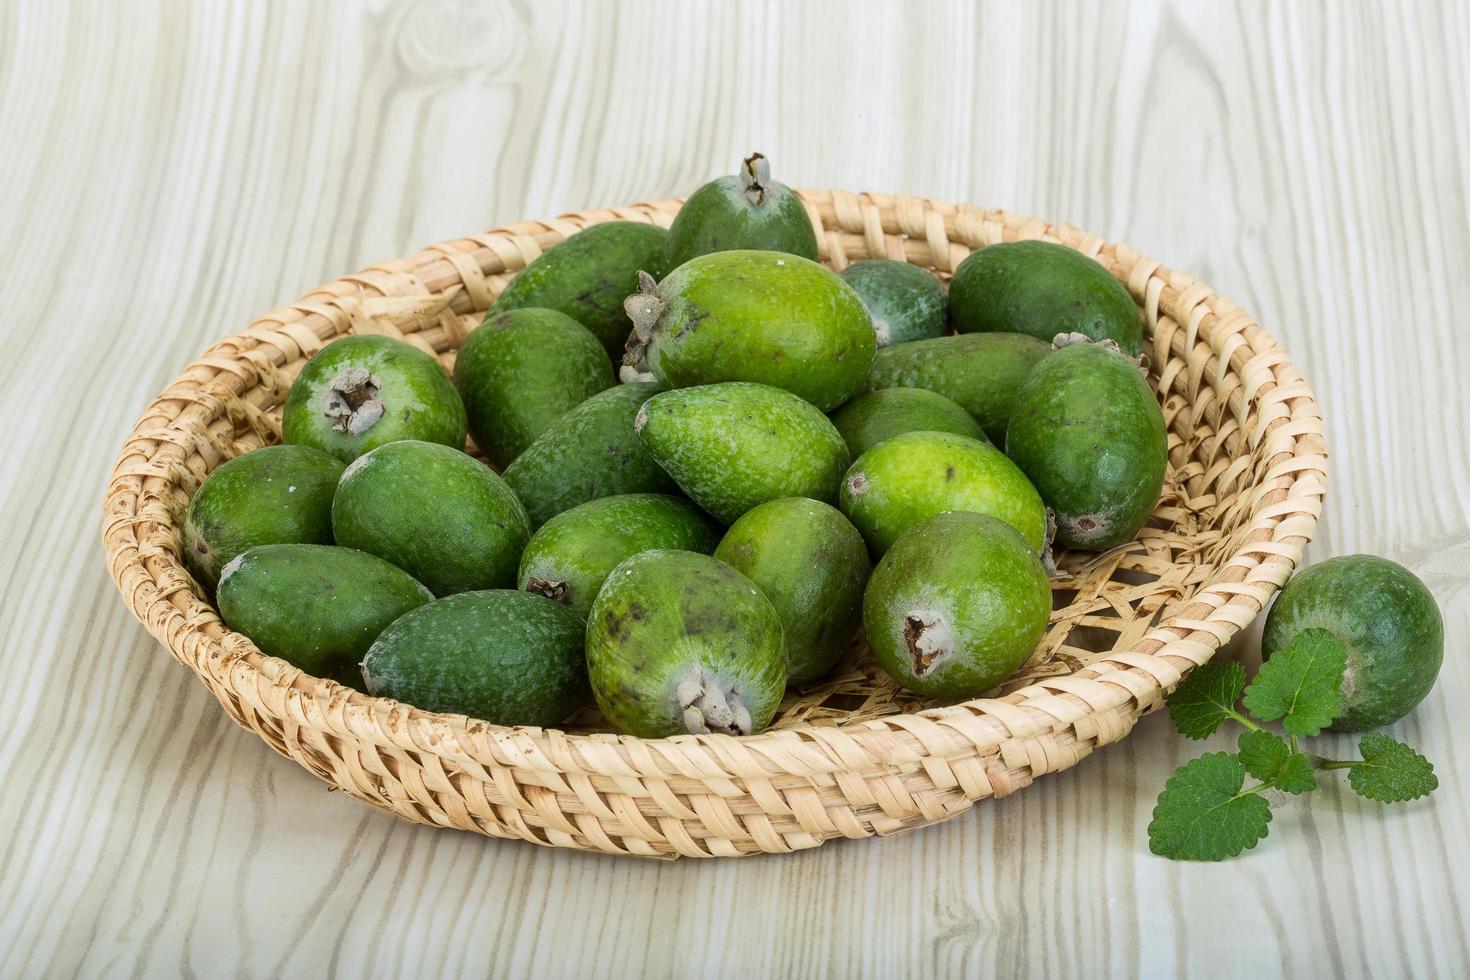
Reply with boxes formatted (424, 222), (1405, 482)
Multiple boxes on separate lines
(102, 192), (1327, 858)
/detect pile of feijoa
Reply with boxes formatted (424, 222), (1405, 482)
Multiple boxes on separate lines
(191, 152), (1444, 749)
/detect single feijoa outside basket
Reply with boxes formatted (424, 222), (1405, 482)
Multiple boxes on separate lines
(102, 191), (1327, 858)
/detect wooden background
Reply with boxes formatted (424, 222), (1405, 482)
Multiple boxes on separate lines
(2, 1), (1467, 976)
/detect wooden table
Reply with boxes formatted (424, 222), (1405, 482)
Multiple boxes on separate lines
(2, 2), (1466, 976)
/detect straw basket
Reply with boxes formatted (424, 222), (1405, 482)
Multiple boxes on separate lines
(102, 192), (1327, 858)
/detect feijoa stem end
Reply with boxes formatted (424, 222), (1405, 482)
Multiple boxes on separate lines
(741, 152), (771, 206)
(676, 671), (754, 736)
(622, 270), (663, 372)
(902, 611), (953, 677)
(324, 367), (385, 435)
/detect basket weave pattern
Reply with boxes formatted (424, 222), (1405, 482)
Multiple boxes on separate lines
(103, 192), (1327, 858)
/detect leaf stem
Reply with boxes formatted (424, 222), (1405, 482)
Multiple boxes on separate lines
(1307, 755), (1358, 771)
(1225, 708), (1264, 733)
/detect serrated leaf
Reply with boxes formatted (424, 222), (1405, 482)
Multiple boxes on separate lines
(1148, 752), (1273, 860)
(1167, 662), (1247, 739)
(1237, 730), (1317, 794)
(1348, 733), (1438, 803)
(1242, 628), (1345, 736)
(1272, 753), (1319, 794)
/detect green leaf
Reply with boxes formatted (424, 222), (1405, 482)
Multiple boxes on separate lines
(1237, 730), (1317, 794)
(1242, 628), (1346, 736)
(1166, 661), (1247, 739)
(1148, 753), (1273, 860)
(1348, 733), (1438, 803)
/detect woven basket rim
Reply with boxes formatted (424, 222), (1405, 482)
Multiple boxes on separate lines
(102, 190), (1328, 856)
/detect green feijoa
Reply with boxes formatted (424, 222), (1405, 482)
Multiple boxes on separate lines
(586, 550), (787, 737)
(839, 431), (1048, 558)
(635, 382), (850, 524)
(502, 382), (677, 528)
(518, 494), (722, 619)
(282, 334), (468, 463)
(828, 388), (987, 458)
(182, 445), (344, 591)
(453, 307), (614, 466)
(1004, 342), (1166, 551)
(948, 240), (1142, 356)
(216, 543), (432, 688)
(665, 152), (819, 267)
(838, 259), (947, 346)
(331, 440), (530, 596)
(714, 498), (869, 684)
(864, 512), (1051, 699)
(1263, 556), (1444, 732)
(362, 590), (589, 726)
(865, 332), (1051, 442)
(625, 250), (875, 411)
(489, 221), (671, 360)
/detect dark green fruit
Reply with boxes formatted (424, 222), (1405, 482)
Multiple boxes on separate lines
(865, 333), (1051, 442)
(216, 543), (432, 688)
(183, 445), (344, 591)
(828, 388), (986, 458)
(585, 550), (786, 737)
(1005, 341), (1166, 551)
(502, 381), (677, 528)
(488, 221), (671, 360)
(362, 590), (588, 726)
(625, 250), (874, 411)
(1263, 555), (1444, 732)
(838, 259), (947, 346)
(714, 498), (869, 684)
(282, 334), (468, 462)
(864, 512), (1051, 699)
(636, 382), (850, 524)
(665, 152), (819, 267)
(331, 440), (530, 596)
(840, 431), (1048, 557)
(453, 307), (614, 465)
(948, 240), (1142, 355)
(518, 493), (721, 620)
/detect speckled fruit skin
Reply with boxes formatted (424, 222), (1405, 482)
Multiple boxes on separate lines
(282, 334), (468, 463)
(714, 497), (870, 684)
(487, 221), (671, 360)
(331, 440), (530, 596)
(1004, 343), (1166, 551)
(452, 307), (614, 466)
(182, 445), (343, 591)
(518, 494), (722, 620)
(864, 333), (1051, 443)
(665, 158), (818, 267)
(635, 382), (851, 524)
(634, 250), (875, 412)
(838, 259), (947, 346)
(864, 512), (1051, 699)
(839, 430), (1048, 557)
(502, 382), (677, 528)
(1263, 555), (1444, 732)
(362, 590), (589, 726)
(216, 543), (432, 688)
(828, 388), (986, 458)
(585, 550), (787, 738)
(948, 240), (1143, 356)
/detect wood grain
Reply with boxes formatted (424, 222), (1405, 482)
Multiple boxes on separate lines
(2, 0), (1468, 976)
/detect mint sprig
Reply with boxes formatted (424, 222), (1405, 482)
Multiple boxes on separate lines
(1149, 631), (1438, 861)
(1240, 628), (1345, 736)
(1344, 733), (1438, 803)
(1166, 661), (1247, 739)
(1148, 753), (1272, 860)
